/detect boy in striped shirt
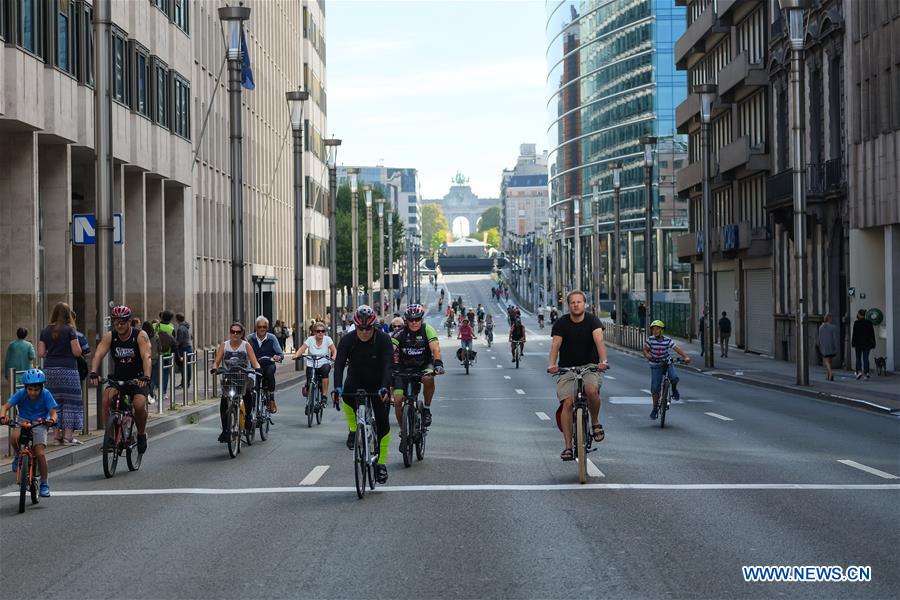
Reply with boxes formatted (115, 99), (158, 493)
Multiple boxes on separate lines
(642, 320), (691, 420)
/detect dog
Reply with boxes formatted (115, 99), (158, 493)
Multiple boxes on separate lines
(875, 356), (887, 376)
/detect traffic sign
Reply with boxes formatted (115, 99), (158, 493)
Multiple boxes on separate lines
(72, 213), (123, 245)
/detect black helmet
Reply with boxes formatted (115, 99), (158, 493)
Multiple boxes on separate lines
(353, 305), (377, 329)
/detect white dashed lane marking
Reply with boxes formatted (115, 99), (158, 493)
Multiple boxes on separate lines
(535, 412), (551, 421)
(515, 389), (526, 395)
(837, 460), (899, 480)
(298, 466), (329, 486)
(704, 412), (734, 422)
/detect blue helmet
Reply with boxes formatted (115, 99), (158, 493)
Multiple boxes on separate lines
(22, 369), (47, 386)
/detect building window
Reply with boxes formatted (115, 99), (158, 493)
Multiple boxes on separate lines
(153, 0), (168, 15)
(111, 27), (128, 104)
(172, 0), (187, 33)
(56, 0), (77, 73)
(152, 57), (169, 128)
(131, 42), (150, 116)
(18, 0), (46, 55)
(172, 73), (190, 138)
(738, 90), (767, 150)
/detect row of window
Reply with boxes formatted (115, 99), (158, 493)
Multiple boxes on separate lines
(153, 0), (188, 34)
(306, 236), (329, 268)
(303, 62), (327, 116)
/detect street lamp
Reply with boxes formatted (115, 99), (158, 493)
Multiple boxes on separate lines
(324, 137), (342, 336)
(640, 135), (657, 324)
(573, 197), (581, 294)
(365, 186), (373, 309)
(377, 197), (385, 316)
(219, 4), (251, 324)
(697, 82), (717, 369)
(610, 162), (623, 325)
(591, 182), (601, 314)
(348, 168), (360, 311)
(780, 0), (810, 385)
(286, 89), (309, 364)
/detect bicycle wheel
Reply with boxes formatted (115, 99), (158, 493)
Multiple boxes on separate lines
(125, 416), (143, 472)
(18, 454), (29, 513)
(258, 397), (270, 441)
(102, 416), (120, 479)
(307, 389), (315, 428)
(401, 403), (413, 468)
(575, 407), (587, 484)
(227, 403), (241, 458)
(367, 426), (377, 490)
(354, 428), (367, 499)
(415, 408), (426, 461)
(659, 379), (669, 429)
(515, 349), (520, 369)
(464, 359), (469, 375)
(315, 390), (324, 425)
(244, 396), (255, 445)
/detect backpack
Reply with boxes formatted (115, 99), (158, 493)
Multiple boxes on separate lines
(158, 330), (176, 354)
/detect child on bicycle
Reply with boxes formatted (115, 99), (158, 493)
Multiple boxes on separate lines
(642, 320), (690, 420)
(0, 369), (58, 497)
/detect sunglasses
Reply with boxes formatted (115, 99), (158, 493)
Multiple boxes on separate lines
(256, 325), (267, 330)
(357, 325), (374, 331)
(230, 330), (243, 335)
(315, 329), (326, 333)
(407, 317), (422, 322)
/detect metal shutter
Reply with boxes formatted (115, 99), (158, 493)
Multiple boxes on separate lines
(745, 269), (774, 355)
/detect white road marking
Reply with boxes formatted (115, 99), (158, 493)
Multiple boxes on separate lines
(605, 375), (616, 380)
(685, 399), (713, 403)
(10, 484), (897, 497)
(503, 375), (511, 379)
(586, 459), (605, 478)
(704, 412), (734, 421)
(640, 388), (652, 395)
(609, 396), (652, 404)
(515, 389), (525, 395)
(491, 355), (496, 360)
(298, 465), (329, 486)
(496, 365), (502, 369)
(535, 412), (551, 421)
(838, 460), (899, 480)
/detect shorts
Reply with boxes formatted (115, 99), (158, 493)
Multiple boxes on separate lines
(393, 364), (433, 391)
(17, 419), (48, 447)
(555, 365), (602, 401)
(650, 363), (679, 395)
(116, 383), (150, 401)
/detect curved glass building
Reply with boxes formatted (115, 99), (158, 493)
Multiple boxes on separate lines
(546, 0), (688, 309)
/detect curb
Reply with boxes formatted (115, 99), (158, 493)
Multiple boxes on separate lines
(605, 342), (899, 416)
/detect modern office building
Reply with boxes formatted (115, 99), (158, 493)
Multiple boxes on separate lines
(546, 0), (688, 309)
(337, 165), (422, 235)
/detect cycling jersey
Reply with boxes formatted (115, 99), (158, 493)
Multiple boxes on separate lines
(391, 323), (438, 368)
(111, 328), (143, 380)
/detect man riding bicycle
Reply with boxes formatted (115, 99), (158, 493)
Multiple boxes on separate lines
(643, 320), (690, 420)
(476, 304), (486, 326)
(332, 305), (394, 484)
(89, 305), (153, 455)
(391, 304), (444, 428)
(547, 291), (609, 461)
(509, 318), (527, 360)
(248, 316), (284, 414)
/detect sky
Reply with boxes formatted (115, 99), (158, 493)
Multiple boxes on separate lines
(327, 0), (548, 200)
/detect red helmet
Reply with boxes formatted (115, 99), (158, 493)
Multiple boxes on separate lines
(353, 305), (377, 329)
(111, 305), (132, 320)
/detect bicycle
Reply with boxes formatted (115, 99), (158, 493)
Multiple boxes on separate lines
(250, 374), (273, 442)
(445, 319), (455, 338)
(215, 366), (253, 458)
(485, 326), (493, 348)
(395, 369), (430, 468)
(552, 366), (602, 484)
(302, 355), (332, 428)
(5, 420), (51, 513)
(511, 339), (525, 369)
(459, 342), (475, 374)
(100, 378), (145, 478)
(342, 390), (385, 499)
(655, 357), (684, 429)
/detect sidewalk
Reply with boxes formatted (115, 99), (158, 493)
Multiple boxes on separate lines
(602, 319), (899, 415)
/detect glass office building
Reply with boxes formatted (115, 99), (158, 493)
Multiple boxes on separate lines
(546, 0), (687, 304)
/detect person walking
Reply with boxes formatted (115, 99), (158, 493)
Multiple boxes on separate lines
(175, 312), (193, 389)
(156, 310), (177, 399)
(816, 313), (840, 381)
(851, 309), (876, 380)
(4, 327), (36, 386)
(637, 302), (647, 330)
(718, 311), (732, 357)
(38, 302), (83, 445)
(142, 321), (160, 403)
(273, 320), (288, 352)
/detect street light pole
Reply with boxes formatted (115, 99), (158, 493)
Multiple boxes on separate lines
(286, 89), (309, 365)
(591, 182), (601, 313)
(220, 5), (251, 324)
(365, 187), (373, 308)
(377, 197), (385, 316)
(640, 135), (657, 321)
(781, 0), (810, 385)
(348, 168), (359, 311)
(573, 197), (581, 294)
(387, 183), (396, 313)
(697, 83), (717, 369)
(324, 138), (342, 336)
(610, 163), (622, 325)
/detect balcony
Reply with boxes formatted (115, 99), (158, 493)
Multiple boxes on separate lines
(718, 136), (770, 175)
(676, 160), (703, 194)
(721, 221), (750, 252)
(675, 5), (729, 69)
(766, 169), (793, 210)
(675, 231), (699, 259)
(807, 158), (846, 196)
(676, 94), (700, 134)
(716, 0), (739, 21)
(717, 52), (768, 100)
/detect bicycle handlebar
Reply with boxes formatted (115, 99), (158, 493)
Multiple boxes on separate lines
(100, 377), (145, 387)
(2, 418), (53, 428)
(299, 354), (334, 365)
(551, 365), (608, 376)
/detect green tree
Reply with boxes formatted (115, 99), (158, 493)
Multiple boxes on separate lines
(421, 203), (449, 250)
(482, 227), (501, 249)
(477, 206), (500, 233)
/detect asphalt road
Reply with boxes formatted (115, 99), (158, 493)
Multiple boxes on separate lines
(1, 274), (898, 599)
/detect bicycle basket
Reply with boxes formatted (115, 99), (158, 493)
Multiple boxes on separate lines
(220, 370), (246, 398)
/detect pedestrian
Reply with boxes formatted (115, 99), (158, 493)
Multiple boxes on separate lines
(156, 310), (176, 399)
(4, 327), (36, 385)
(621, 310), (629, 327)
(142, 321), (160, 402)
(718, 311), (731, 357)
(816, 313), (839, 381)
(273, 320), (286, 351)
(638, 302), (647, 330)
(38, 302), (83, 445)
(851, 309), (876, 380)
(175, 312), (193, 389)
(610, 306), (617, 323)
(699, 311), (706, 356)
(73, 313), (91, 384)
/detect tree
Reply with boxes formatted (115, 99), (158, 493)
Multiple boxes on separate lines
(421, 204), (449, 250)
(477, 206), (500, 233)
(482, 227), (501, 249)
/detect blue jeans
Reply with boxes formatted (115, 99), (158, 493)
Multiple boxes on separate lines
(855, 349), (871, 374)
(650, 362), (679, 395)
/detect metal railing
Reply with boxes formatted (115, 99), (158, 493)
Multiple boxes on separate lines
(603, 324), (646, 353)
(5, 368), (23, 457)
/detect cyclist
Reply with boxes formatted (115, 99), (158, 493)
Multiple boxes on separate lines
(292, 320), (337, 401)
(331, 305), (393, 484)
(0, 369), (57, 497)
(537, 305), (545, 329)
(457, 318), (476, 360)
(484, 313), (495, 343)
(550, 307), (559, 324)
(547, 290), (609, 461)
(248, 316), (284, 414)
(391, 304), (444, 428)
(643, 319), (691, 419)
(476, 304), (486, 329)
(210, 322), (262, 443)
(509, 318), (527, 361)
(89, 305), (153, 455)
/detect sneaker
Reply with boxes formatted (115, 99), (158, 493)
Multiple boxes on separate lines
(650, 407), (659, 420)
(855, 372), (862, 380)
(39, 481), (50, 497)
(421, 407), (432, 427)
(147, 395), (156, 405)
(865, 374), (870, 380)
(346, 431), (356, 450)
(672, 390), (681, 402)
(218, 431), (229, 443)
(11, 455), (18, 473)
(375, 464), (388, 484)
(137, 434), (148, 454)
(175, 384), (184, 390)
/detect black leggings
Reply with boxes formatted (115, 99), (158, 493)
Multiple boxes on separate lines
(305, 364), (331, 388)
(220, 391), (253, 432)
(342, 381), (390, 445)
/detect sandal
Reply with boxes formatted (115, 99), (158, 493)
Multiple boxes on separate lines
(268, 401), (278, 414)
(591, 424), (605, 443)
(560, 448), (574, 461)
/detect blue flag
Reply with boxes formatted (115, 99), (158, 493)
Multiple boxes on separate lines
(241, 30), (255, 90)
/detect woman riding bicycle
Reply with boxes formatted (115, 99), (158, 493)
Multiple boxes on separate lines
(457, 319), (475, 359)
(210, 322), (261, 443)
(293, 320), (337, 398)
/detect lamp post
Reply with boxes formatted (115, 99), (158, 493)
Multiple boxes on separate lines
(377, 197), (385, 316)
(781, 0), (810, 385)
(286, 89), (309, 365)
(697, 83), (717, 369)
(591, 182), (601, 313)
(220, 5), (251, 324)
(640, 135), (657, 322)
(347, 168), (360, 311)
(550, 210), (558, 311)
(324, 138), (342, 336)
(610, 163), (623, 325)
(573, 197), (581, 294)
(365, 187), (373, 308)
(387, 181), (398, 313)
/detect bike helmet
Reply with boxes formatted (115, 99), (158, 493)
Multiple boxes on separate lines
(405, 303), (425, 320)
(111, 305), (132, 320)
(22, 368), (47, 386)
(353, 305), (378, 329)
(650, 319), (665, 329)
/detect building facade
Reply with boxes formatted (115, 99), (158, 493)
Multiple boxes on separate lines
(337, 165), (421, 235)
(500, 143), (549, 247)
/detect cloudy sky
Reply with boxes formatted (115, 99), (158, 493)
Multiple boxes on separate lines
(327, 0), (548, 200)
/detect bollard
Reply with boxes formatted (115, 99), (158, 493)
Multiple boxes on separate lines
(157, 356), (165, 415)
(167, 355), (176, 410)
(208, 348), (218, 399)
(183, 351), (197, 406)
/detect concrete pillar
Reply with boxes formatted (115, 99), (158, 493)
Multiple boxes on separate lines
(113, 164), (125, 303)
(124, 170), (147, 319)
(164, 185), (189, 314)
(885, 225), (899, 370)
(71, 156), (96, 345)
(146, 177), (165, 319)
(38, 142), (73, 315)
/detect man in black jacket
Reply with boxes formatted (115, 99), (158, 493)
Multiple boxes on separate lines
(851, 309), (877, 380)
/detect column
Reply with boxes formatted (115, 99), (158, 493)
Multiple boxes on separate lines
(38, 143), (73, 313)
(113, 164), (125, 303)
(164, 185), (189, 314)
(124, 171), (147, 319)
(145, 177), (165, 319)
